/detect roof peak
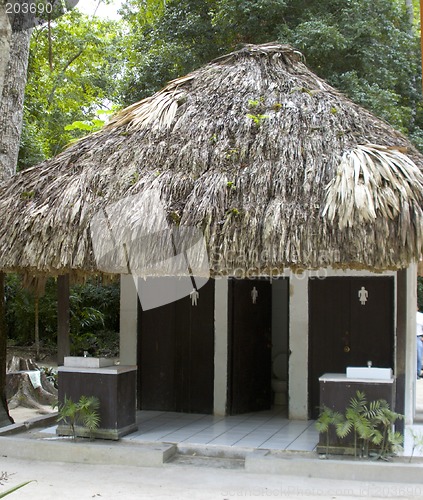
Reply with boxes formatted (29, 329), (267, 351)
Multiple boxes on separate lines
(210, 42), (304, 65)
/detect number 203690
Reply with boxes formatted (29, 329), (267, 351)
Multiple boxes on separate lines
(5, 2), (53, 15)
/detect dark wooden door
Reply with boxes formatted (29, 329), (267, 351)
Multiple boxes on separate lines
(309, 277), (394, 418)
(228, 279), (272, 415)
(138, 283), (176, 411)
(175, 279), (215, 413)
(138, 278), (214, 413)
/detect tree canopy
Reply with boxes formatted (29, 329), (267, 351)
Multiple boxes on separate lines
(19, 8), (121, 169)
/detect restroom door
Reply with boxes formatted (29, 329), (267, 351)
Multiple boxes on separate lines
(138, 278), (214, 413)
(308, 277), (394, 418)
(228, 279), (272, 415)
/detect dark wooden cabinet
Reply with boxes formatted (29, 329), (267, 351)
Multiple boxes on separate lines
(58, 365), (138, 440)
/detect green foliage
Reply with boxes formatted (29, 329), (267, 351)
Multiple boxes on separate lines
(246, 113), (269, 126)
(20, 9), (122, 167)
(316, 390), (403, 459)
(5, 275), (57, 346)
(64, 109), (116, 138)
(315, 405), (343, 456)
(418, 276), (423, 311)
(211, 0), (288, 45)
(55, 395), (100, 440)
(68, 279), (120, 356)
(5, 275), (120, 356)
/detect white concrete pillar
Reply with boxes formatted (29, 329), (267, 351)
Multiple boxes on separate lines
(405, 263), (417, 424)
(214, 277), (228, 415)
(119, 275), (138, 366)
(288, 273), (309, 420)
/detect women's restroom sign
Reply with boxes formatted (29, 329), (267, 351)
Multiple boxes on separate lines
(358, 286), (368, 305)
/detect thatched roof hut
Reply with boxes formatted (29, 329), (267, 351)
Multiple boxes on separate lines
(0, 42), (422, 279)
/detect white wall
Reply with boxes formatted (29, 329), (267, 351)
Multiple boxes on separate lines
(214, 277), (228, 415)
(119, 275), (138, 366)
(405, 263), (417, 424)
(287, 273), (309, 419)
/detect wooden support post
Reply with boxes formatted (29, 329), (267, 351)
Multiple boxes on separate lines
(34, 294), (40, 361)
(57, 274), (70, 366)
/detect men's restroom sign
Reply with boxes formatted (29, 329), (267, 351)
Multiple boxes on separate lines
(358, 286), (368, 305)
(190, 289), (199, 306)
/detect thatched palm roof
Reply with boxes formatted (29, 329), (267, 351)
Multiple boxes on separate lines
(0, 42), (423, 279)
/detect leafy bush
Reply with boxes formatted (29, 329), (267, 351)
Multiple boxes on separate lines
(5, 275), (120, 357)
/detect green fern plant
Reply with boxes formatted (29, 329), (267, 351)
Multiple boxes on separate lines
(322, 390), (404, 459)
(315, 406), (343, 457)
(54, 395), (100, 440)
(335, 390), (369, 457)
(371, 402), (403, 459)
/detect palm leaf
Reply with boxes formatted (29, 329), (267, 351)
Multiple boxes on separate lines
(0, 481), (34, 498)
(322, 144), (423, 230)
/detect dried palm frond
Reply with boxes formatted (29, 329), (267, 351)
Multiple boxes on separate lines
(105, 74), (194, 132)
(322, 145), (423, 230)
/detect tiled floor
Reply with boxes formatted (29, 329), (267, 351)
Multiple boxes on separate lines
(38, 406), (423, 457)
(122, 406), (319, 451)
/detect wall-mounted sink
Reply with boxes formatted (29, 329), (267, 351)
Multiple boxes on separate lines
(346, 367), (393, 380)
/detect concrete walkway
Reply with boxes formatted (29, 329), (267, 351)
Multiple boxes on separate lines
(2, 454), (423, 500)
(0, 409), (422, 490)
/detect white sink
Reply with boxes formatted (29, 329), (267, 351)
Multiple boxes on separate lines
(346, 367), (393, 380)
(64, 356), (114, 368)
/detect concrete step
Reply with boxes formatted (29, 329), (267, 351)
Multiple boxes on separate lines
(0, 435), (176, 467)
(168, 453), (244, 469)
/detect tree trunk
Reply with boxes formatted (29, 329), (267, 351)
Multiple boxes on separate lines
(6, 356), (57, 410)
(0, 273), (13, 425)
(0, 18), (31, 426)
(0, 2), (12, 100)
(0, 27), (31, 181)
